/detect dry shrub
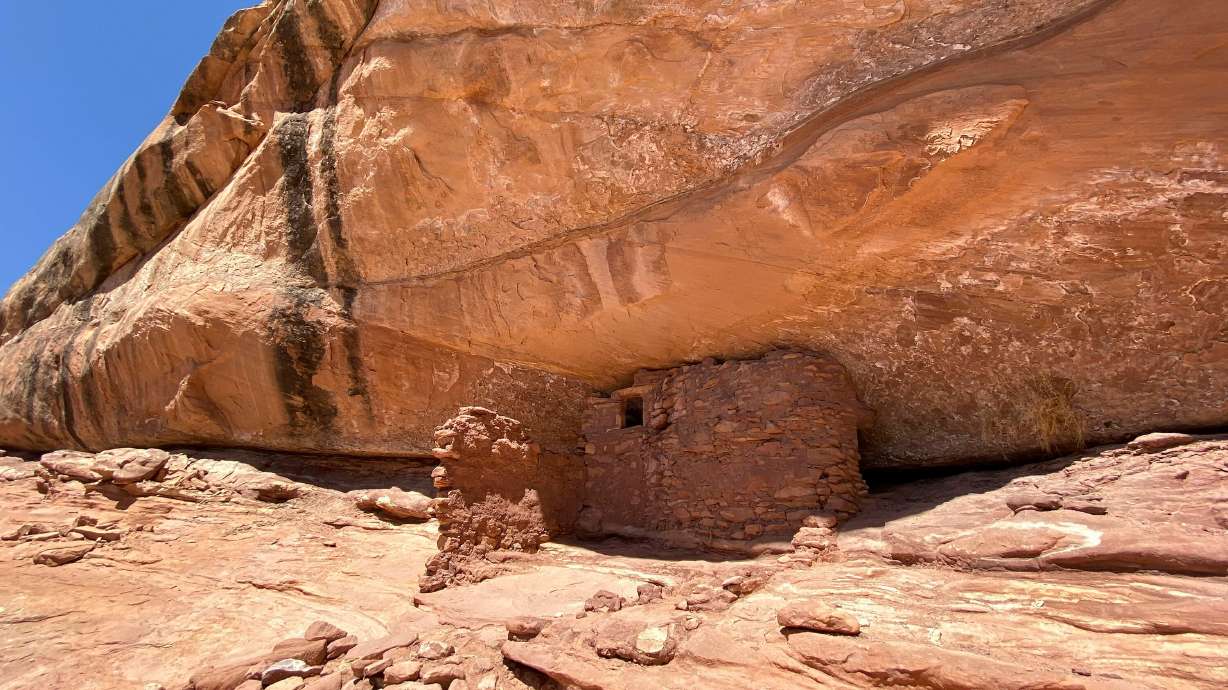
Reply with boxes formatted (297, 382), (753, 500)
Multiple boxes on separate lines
(978, 374), (1086, 456)
(1020, 375), (1085, 454)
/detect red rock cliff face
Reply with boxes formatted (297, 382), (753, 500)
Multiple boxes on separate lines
(0, 0), (1225, 467)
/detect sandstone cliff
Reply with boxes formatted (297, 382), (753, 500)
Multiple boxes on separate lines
(1, 0), (1225, 467)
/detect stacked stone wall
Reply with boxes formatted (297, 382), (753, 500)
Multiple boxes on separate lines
(581, 351), (870, 548)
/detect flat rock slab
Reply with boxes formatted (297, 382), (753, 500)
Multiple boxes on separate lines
(414, 566), (644, 627)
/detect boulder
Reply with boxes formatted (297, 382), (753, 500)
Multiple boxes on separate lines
(70, 525), (125, 542)
(3, 522), (58, 541)
(33, 542), (95, 566)
(1127, 432), (1198, 453)
(505, 617), (548, 641)
(384, 660), (423, 684)
(93, 448), (170, 484)
(358, 659), (392, 678)
(351, 488), (434, 521)
(301, 675), (343, 690)
(39, 452), (102, 483)
(0, 457), (35, 481)
(791, 527), (837, 552)
(636, 584), (664, 605)
(304, 621), (348, 643)
(417, 662), (464, 686)
(326, 635), (358, 660)
(261, 659), (323, 685)
(416, 640), (454, 661)
(584, 590), (626, 613)
(269, 638), (328, 667)
(1004, 492), (1063, 512)
(594, 618), (683, 666)
(189, 656), (269, 690)
(777, 600), (861, 635)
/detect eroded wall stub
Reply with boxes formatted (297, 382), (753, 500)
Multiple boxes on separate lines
(580, 351), (872, 550)
(422, 406), (584, 591)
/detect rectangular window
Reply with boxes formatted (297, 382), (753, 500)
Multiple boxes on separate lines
(622, 396), (644, 428)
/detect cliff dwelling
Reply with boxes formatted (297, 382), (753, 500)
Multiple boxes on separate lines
(579, 350), (873, 549)
(425, 349), (875, 586)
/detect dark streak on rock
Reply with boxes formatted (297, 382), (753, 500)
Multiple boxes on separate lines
(269, 112), (340, 432)
(276, 114), (328, 284)
(319, 71), (372, 412)
(83, 213), (117, 291)
(274, 2), (320, 112)
(56, 300), (96, 450)
(184, 160), (214, 202)
(319, 77), (355, 282)
(77, 322), (107, 443)
(267, 296), (338, 433)
(158, 137), (198, 219)
(337, 288), (371, 409)
(112, 179), (140, 250)
(21, 347), (43, 435)
(306, 0), (346, 65)
(132, 155), (157, 231)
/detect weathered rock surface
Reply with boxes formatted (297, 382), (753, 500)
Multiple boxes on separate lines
(2, 435), (1226, 688)
(840, 433), (1228, 576)
(1, 0), (1224, 468)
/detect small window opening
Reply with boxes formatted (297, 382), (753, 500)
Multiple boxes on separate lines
(622, 396), (644, 428)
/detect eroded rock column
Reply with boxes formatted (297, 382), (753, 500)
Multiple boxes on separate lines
(421, 407), (584, 592)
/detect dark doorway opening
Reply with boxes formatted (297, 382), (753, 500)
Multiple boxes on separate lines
(622, 396), (644, 428)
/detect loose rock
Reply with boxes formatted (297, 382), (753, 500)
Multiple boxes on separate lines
(327, 635), (358, 660)
(418, 661), (464, 685)
(351, 488), (434, 521)
(33, 542), (95, 566)
(777, 600), (861, 635)
(384, 660), (423, 684)
(1128, 432), (1197, 453)
(416, 639), (454, 661)
(584, 590), (626, 613)
(304, 621), (348, 643)
(269, 638), (328, 666)
(262, 659), (323, 685)
(505, 617), (547, 641)
(595, 619), (683, 666)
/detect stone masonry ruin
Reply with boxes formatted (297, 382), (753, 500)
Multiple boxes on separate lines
(579, 350), (873, 550)
(423, 350), (873, 587)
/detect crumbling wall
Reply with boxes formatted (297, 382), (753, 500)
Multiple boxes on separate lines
(581, 351), (872, 549)
(422, 407), (584, 591)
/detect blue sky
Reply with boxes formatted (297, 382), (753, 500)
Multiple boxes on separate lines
(0, 1), (255, 293)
